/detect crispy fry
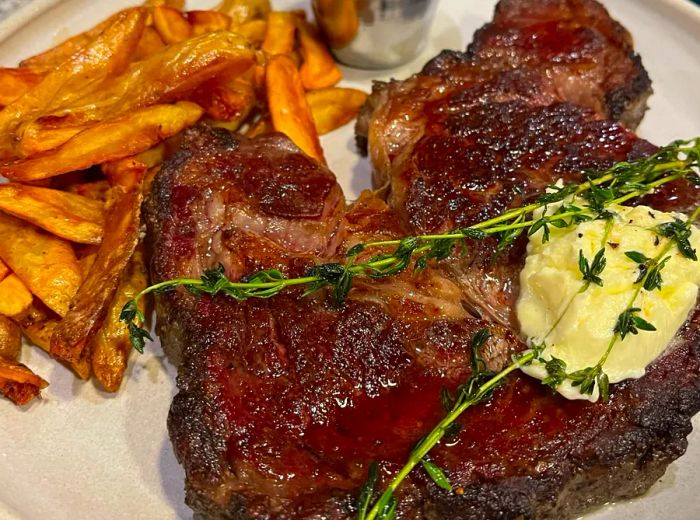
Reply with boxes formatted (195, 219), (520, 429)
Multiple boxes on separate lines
(297, 19), (342, 90)
(266, 54), (325, 163)
(0, 8), (148, 157)
(245, 114), (272, 137)
(134, 27), (166, 61)
(216, 0), (271, 24)
(16, 119), (88, 156)
(0, 102), (203, 182)
(235, 19), (267, 45)
(0, 214), (81, 316)
(91, 248), (148, 392)
(0, 274), (33, 317)
(0, 68), (44, 107)
(0, 357), (48, 405)
(143, 0), (184, 8)
(313, 0), (359, 48)
(0, 315), (21, 360)
(65, 179), (110, 202)
(0, 184), (104, 244)
(306, 87), (368, 135)
(195, 76), (256, 125)
(50, 177), (143, 366)
(16, 301), (62, 359)
(187, 10), (232, 35)
(0, 259), (9, 281)
(153, 5), (192, 44)
(43, 32), (256, 128)
(262, 11), (296, 56)
(19, 15), (115, 71)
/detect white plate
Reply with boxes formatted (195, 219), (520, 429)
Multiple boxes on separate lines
(1, 1), (699, 519)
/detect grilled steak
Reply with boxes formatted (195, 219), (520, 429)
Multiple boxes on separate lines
(147, 0), (700, 518)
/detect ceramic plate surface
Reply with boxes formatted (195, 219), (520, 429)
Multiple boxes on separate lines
(1, 1), (699, 519)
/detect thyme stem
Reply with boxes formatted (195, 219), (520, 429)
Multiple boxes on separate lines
(362, 350), (536, 520)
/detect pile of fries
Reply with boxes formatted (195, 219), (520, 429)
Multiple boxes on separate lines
(0, 0), (368, 405)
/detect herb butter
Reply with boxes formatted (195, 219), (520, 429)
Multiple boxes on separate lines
(517, 202), (700, 401)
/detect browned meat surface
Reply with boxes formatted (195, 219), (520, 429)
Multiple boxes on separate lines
(148, 128), (522, 518)
(146, 0), (700, 519)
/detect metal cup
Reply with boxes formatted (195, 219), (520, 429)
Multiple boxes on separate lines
(313, 0), (439, 70)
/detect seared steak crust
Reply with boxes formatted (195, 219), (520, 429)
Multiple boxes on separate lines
(148, 1), (700, 519)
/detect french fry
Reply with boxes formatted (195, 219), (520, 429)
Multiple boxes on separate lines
(143, 0), (184, 8)
(0, 184), (104, 244)
(0, 274), (33, 317)
(313, 0), (359, 48)
(134, 27), (166, 61)
(266, 54), (325, 163)
(0, 259), (9, 281)
(306, 87), (368, 135)
(65, 179), (110, 202)
(0, 68), (44, 107)
(0, 101), (203, 182)
(0, 8), (148, 157)
(16, 119), (89, 156)
(216, 0), (271, 24)
(235, 19), (267, 45)
(0, 315), (21, 360)
(153, 5), (192, 44)
(0, 213), (81, 317)
(262, 11), (296, 56)
(187, 10), (232, 35)
(42, 32), (256, 128)
(0, 357), (48, 406)
(245, 114), (272, 137)
(297, 19), (342, 90)
(195, 76), (257, 126)
(91, 248), (148, 392)
(19, 14), (115, 71)
(50, 176), (143, 366)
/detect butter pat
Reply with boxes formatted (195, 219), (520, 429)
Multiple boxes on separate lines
(517, 203), (700, 401)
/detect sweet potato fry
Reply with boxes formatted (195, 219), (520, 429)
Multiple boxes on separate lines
(262, 11), (296, 56)
(0, 184), (104, 244)
(0, 315), (21, 360)
(0, 274), (33, 317)
(0, 68), (44, 107)
(306, 87), (368, 135)
(217, 0), (271, 24)
(91, 248), (148, 392)
(297, 19), (342, 90)
(266, 55), (325, 163)
(0, 214), (81, 317)
(313, 0), (359, 48)
(0, 357), (48, 406)
(153, 5), (192, 44)
(187, 10), (232, 35)
(134, 26), (166, 61)
(235, 19), (267, 45)
(0, 8), (148, 157)
(50, 177), (143, 366)
(0, 101), (203, 182)
(44, 32), (256, 128)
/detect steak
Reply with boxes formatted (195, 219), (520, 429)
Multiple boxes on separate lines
(147, 0), (700, 519)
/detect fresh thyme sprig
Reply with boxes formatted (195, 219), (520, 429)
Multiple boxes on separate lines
(358, 330), (537, 520)
(121, 138), (700, 352)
